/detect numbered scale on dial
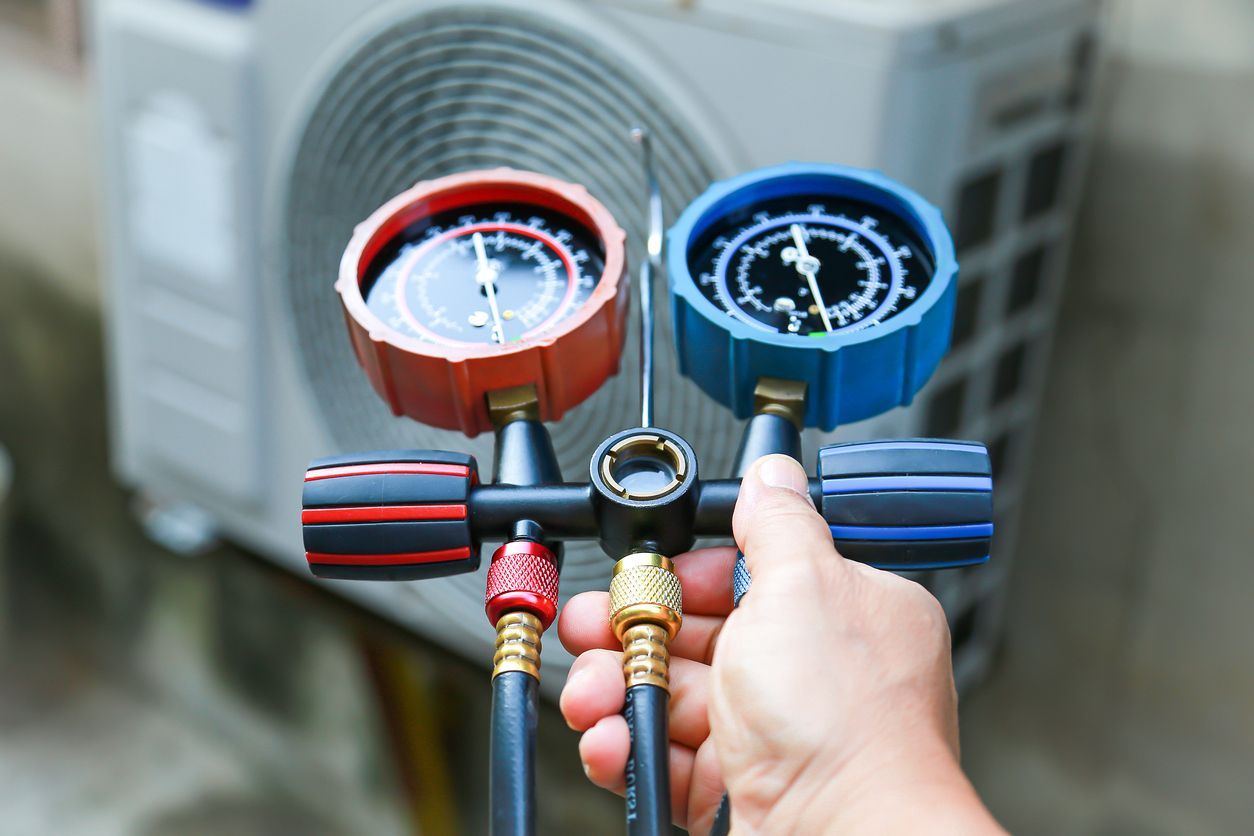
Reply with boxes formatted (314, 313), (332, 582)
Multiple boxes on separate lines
(669, 163), (959, 429)
(687, 195), (935, 336)
(362, 204), (606, 347)
(338, 169), (629, 435)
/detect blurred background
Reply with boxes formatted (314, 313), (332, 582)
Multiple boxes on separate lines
(2, 0), (1253, 832)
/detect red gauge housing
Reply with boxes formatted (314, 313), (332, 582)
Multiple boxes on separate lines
(338, 169), (629, 436)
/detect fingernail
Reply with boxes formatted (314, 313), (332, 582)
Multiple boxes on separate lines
(756, 455), (811, 499)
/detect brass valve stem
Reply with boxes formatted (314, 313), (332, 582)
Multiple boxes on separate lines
(608, 552), (683, 691)
(492, 611), (543, 680)
(754, 376), (807, 426)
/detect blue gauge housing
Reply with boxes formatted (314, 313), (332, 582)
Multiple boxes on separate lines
(668, 162), (958, 430)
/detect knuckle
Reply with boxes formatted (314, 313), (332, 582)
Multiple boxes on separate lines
(906, 583), (949, 637)
(879, 573), (948, 632)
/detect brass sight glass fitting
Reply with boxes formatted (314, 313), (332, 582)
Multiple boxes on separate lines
(608, 552), (683, 690)
(492, 611), (542, 679)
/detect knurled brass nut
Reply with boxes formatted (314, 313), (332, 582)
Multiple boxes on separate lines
(608, 559), (683, 641)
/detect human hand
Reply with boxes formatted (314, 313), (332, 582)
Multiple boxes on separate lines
(558, 455), (1002, 833)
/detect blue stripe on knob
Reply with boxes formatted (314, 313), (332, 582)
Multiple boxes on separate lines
(868, 555), (991, 571)
(822, 475), (993, 494)
(830, 523), (994, 541)
(822, 440), (987, 456)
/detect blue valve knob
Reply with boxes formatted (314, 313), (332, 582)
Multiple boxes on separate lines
(819, 439), (993, 570)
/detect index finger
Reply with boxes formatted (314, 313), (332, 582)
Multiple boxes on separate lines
(672, 545), (737, 617)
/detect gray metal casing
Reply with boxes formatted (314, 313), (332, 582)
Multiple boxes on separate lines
(94, 0), (1102, 686)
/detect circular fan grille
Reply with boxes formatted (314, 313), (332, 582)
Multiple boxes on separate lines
(281, 6), (741, 631)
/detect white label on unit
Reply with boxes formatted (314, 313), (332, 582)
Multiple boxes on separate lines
(125, 92), (235, 285)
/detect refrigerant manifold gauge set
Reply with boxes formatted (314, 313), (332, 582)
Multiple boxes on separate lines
(300, 146), (994, 835)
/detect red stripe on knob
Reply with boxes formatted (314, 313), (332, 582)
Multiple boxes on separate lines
(306, 546), (472, 567)
(301, 504), (467, 524)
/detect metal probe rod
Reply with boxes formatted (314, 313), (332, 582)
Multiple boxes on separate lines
(631, 126), (664, 428)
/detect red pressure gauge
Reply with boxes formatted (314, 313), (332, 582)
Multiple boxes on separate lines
(337, 169), (629, 436)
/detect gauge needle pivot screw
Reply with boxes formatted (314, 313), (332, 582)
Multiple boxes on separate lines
(784, 223), (833, 333)
(473, 231), (506, 344)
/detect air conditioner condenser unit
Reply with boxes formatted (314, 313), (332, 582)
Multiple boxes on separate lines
(94, 0), (1102, 687)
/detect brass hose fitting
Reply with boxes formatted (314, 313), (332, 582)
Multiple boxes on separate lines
(493, 611), (542, 679)
(608, 552), (683, 691)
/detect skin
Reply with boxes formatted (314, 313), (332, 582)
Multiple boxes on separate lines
(559, 455), (1005, 834)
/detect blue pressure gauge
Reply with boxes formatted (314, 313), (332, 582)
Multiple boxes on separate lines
(668, 163), (958, 429)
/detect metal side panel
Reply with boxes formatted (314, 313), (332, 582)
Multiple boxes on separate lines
(95, 0), (267, 505)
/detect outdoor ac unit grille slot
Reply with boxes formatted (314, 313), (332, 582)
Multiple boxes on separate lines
(952, 274), (984, 351)
(918, 64), (1088, 601)
(281, 6), (721, 597)
(1008, 243), (1049, 316)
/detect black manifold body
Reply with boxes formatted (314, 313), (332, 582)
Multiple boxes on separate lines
(301, 433), (994, 580)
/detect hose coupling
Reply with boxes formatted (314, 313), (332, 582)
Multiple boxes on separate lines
(486, 539), (559, 680)
(609, 552), (683, 691)
(492, 611), (542, 680)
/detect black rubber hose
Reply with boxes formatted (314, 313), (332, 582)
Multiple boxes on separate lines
(709, 794), (731, 836)
(625, 683), (671, 836)
(490, 671), (538, 836)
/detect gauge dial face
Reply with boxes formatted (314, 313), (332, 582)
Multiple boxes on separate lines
(361, 203), (606, 347)
(687, 194), (936, 337)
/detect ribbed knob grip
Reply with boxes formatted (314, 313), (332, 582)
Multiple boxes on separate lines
(732, 557), (752, 608)
(301, 449), (479, 581)
(818, 439), (993, 571)
(485, 540), (560, 630)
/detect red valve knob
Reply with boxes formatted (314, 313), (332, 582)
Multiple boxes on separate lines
(485, 540), (560, 630)
(302, 450), (480, 580)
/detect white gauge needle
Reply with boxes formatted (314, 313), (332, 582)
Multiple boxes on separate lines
(789, 223), (833, 333)
(473, 232), (505, 344)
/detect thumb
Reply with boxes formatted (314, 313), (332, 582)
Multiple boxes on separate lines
(732, 455), (842, 587)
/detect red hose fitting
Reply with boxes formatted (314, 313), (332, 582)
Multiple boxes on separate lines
(485, 540), (560, 630)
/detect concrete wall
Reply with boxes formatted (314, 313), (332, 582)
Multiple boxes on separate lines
(961, 0), (1254, 830)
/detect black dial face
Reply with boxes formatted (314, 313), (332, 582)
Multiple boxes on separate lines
(361, 202), (605, 347)
(687, 194), (935, 337)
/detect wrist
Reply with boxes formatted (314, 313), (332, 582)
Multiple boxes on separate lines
(737, 729), (1001, 834)
(822, 742), (1002, 835)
